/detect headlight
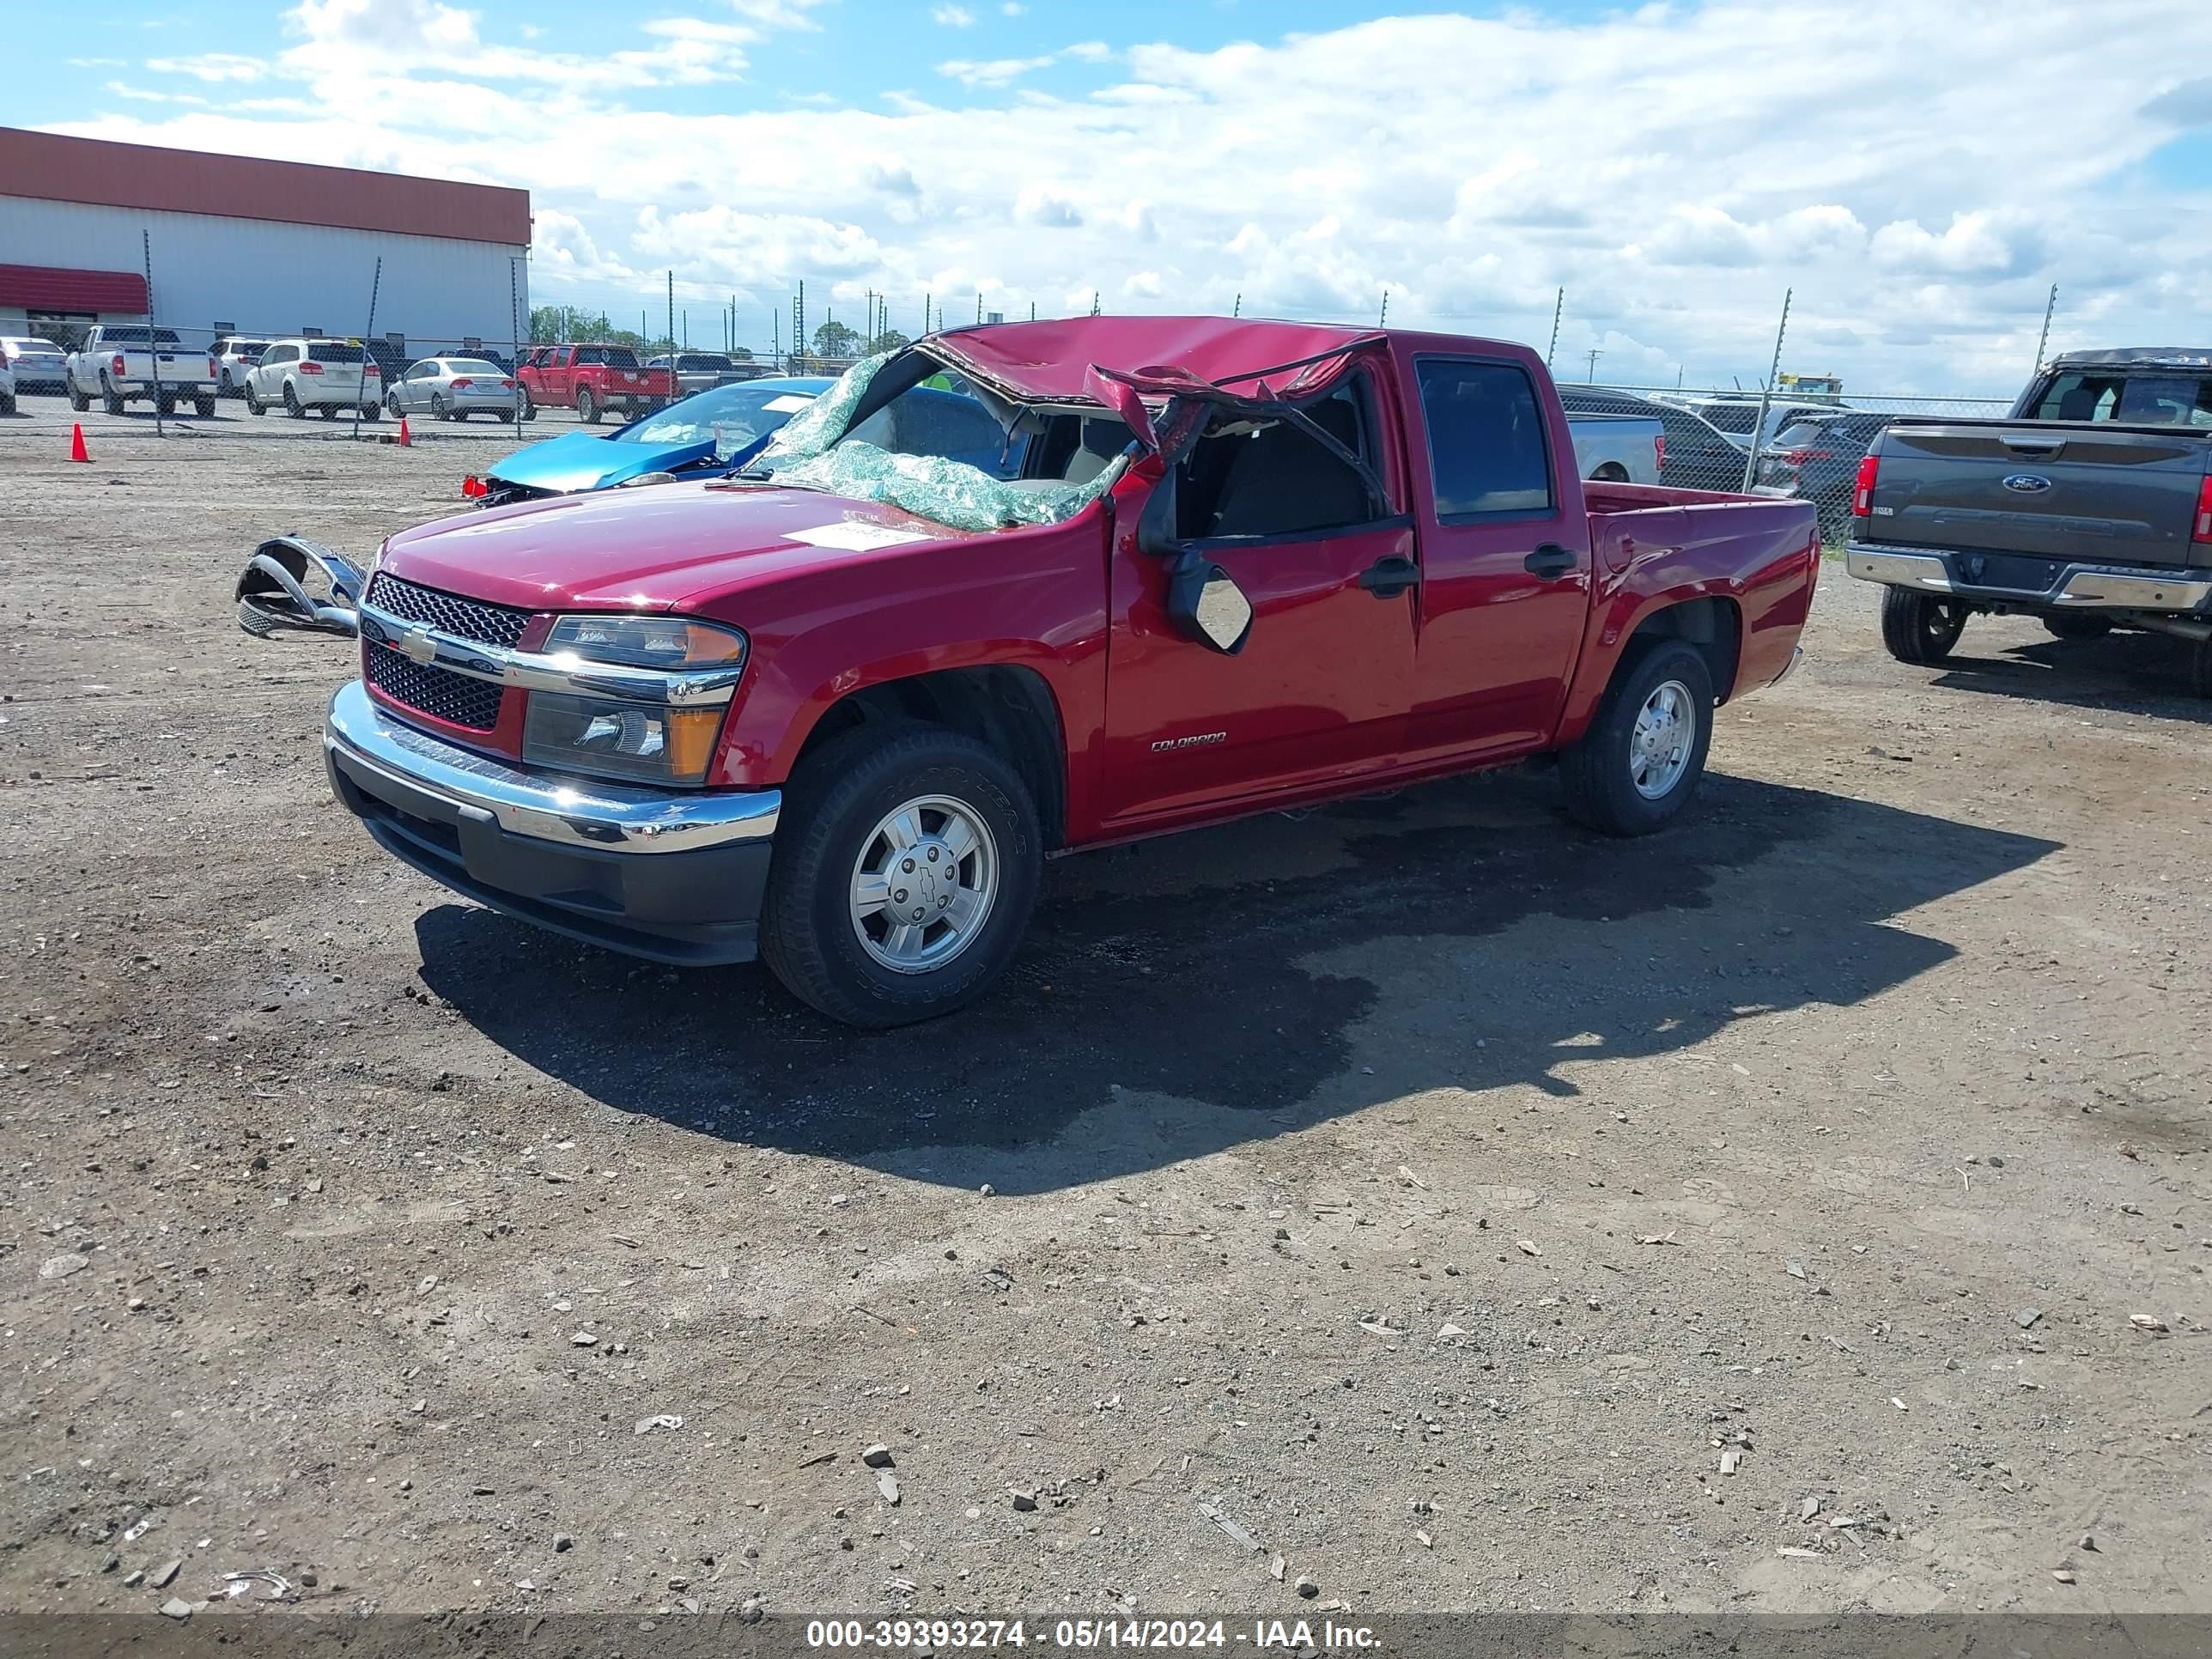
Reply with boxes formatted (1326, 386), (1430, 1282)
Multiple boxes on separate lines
(523, 615), (746, 786)
(522, 691), (724, 785)
(544, 614), (745, 670)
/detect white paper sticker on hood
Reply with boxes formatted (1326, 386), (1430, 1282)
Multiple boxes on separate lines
(784, 521), (933, 552)
(763, 394), (814, 414)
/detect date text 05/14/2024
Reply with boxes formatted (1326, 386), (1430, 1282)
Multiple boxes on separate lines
(803, 1618), (1381, 1650)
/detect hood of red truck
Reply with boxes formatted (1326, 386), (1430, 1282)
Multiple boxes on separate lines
(377, 483), (964, 612)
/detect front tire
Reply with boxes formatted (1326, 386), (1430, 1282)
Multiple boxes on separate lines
(519, 386), (536, 422)
(576, 386), (599, 425)
(1880, 586), (1967, 665)
(2043, 613), (2112, 641)
(761, 725), (1042, 1028)
(69, 379), (90, 413)
(1559, 639), (1715, 837)
(246, 385), (266, 416)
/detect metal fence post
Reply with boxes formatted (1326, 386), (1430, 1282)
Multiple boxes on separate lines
(1740, 289), (1792, 493)
(1547, 288), (1563, 368)
(143, 230), (163, 436)
(2033, 283), (2058, 374)
(352, 254), (381, 441)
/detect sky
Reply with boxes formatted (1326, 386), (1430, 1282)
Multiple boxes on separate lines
(27, 0), (2212, 396)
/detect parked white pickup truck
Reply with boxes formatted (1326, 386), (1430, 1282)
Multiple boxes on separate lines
(66, 325), (218, 417)
(1565, 410), (1665, 484)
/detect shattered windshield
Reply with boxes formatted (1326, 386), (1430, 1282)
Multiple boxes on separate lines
(742, 350), (1133, 533)
(620, 381), (822, 459)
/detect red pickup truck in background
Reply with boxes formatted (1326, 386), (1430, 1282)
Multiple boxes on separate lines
(265, 317), (1817, 1026)
(515, 343), (677, 424)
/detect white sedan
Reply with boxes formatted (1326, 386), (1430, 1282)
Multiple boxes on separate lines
(385, 356), (522, 422)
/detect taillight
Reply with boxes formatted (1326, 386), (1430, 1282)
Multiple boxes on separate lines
(207, 358), (216, 377)
(500, 378), (516, 389)
(1851, 453), (1879, 517)
(1654, 434), (1665, 476)
(450, 378), (473, 390)
(1783, 448), (1834, 466)
(110, 354), (125, 374)
(2195, 475), (2212, 544)
(363, 362), (380, 377)
(299, 360), (324, 374)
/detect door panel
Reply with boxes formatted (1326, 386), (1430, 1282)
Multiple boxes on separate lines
(1401, 354), (1592, 757)
(1101, 520), (1418, 823)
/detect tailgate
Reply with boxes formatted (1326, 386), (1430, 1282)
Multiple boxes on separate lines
(1869, 422), (2209, 567)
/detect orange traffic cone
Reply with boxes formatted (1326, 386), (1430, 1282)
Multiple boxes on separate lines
(69, 422), (89, 463)
(396, 416), (411, 447)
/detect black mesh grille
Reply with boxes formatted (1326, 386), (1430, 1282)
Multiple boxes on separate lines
(366, 572), (531, 649)
(365, 646), (504, 731)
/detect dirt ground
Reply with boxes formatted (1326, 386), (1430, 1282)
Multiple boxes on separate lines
(0, 393), (2206, 1626)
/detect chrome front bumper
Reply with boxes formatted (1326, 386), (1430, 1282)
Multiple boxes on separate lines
(1846, 545), (2212, 612)
(324, 680), (780, 965)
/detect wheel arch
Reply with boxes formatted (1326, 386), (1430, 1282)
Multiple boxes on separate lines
(1621, 595), (1744, 704)
(787, 664), (1070, 851)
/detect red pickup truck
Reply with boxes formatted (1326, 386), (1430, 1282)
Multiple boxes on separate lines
(515, 343), (677, 425)
(283, 317), (1815, 1026)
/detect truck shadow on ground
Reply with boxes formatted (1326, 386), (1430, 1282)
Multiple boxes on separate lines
(414, 769), (2057, 1194)
(1930, 633), (2209, 720)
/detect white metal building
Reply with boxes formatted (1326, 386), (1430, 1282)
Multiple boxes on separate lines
(0, 127), (531, 356)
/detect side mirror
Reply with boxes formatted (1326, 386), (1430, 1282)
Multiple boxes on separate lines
(236, 536), (364, 639)
(1166, 552), (1253, 655)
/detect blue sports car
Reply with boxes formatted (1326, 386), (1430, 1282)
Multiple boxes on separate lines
(466, 375), (833, 506)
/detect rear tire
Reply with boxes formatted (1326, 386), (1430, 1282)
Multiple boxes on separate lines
(284, 383), (304, 419)
(1559, 639), (1715, 837)
(319, 404), (337, 420)
(576, 386), (599, 425)
(1880, 586), (1967, 665)
(193, 393), (216, 418)
(2192, 636), (2212, 700)
(100, 374), (124, 416)
(2043, 613), (2112, 641)
(760, 725), (1042, 1028)
(432, 392), (449, 422)
(359, 403), (380, 422)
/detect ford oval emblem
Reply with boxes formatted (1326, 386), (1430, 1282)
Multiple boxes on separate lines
(2002, 473), (2053, 494)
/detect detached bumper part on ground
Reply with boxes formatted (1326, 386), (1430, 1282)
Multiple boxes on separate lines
(324, 680), (780, 964)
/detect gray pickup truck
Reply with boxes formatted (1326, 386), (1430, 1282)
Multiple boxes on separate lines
(1846, 347), (2212, 695)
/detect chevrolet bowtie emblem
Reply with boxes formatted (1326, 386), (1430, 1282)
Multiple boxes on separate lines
(398, 627), (438, 665)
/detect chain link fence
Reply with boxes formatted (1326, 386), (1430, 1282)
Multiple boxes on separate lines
(6, 235), (2026, 542)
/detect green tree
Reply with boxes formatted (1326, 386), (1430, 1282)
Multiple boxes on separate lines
(866, 328), (913, 355)
(812, 319), (861, 359)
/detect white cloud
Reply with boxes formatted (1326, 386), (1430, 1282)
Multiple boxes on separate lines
(1001, 2), (1024, 14)
(60, 2), (2212, 393)
(938, 55), (1053, 88)
(146, 52), (270, 82)
(931, 4), (975, 26)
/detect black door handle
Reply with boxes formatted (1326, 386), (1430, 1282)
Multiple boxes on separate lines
(1524, 543), (1579, 580)
(1358, 555), (1419, 599)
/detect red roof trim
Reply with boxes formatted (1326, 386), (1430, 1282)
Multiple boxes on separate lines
(0, 263), (149, 313)
(0, 128), (531, 247)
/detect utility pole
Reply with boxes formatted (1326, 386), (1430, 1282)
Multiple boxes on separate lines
(1546, 287), (1563, 367)
(1740, 288), (1792, 493)
(1584, 348), (1602, 384)
(2033, 283), (2058, 371)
